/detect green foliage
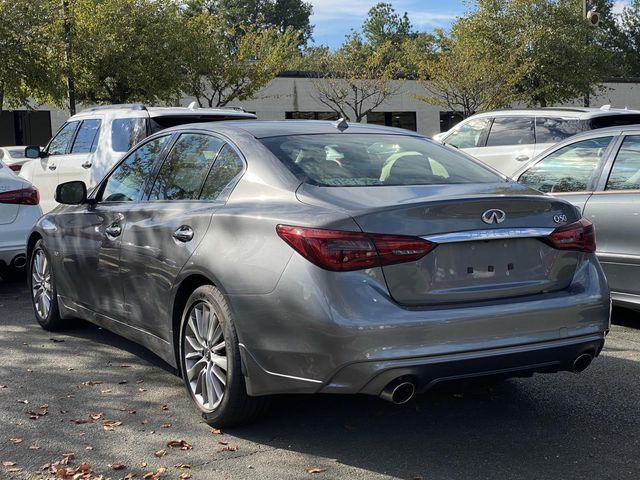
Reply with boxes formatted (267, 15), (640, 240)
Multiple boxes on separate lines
(363, 2), (413, 48)
(183, 14), (300, 107)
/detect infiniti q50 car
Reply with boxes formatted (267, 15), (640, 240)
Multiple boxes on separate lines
(27, 120), (611, 426)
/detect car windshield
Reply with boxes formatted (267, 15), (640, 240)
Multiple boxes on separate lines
(260, 134), (501, 187)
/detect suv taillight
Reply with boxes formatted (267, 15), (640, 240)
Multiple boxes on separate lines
(546, 218), (595, 253)
(276, 225), (436, 271)
(0, 186), (40, 205)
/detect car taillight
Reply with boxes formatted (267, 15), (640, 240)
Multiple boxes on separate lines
(276, 224), (436, 271)
(9, 164), (21, 173)
(546, 218), (595, 253)
(0, 186), (40, 205)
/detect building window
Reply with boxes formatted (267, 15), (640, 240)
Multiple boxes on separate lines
(440, 111), (463, 132)
(286, 112), (340, 120)
(366, 112), (417, 132)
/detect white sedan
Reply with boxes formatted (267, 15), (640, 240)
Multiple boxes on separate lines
(0, 146), (31, 173)
(0, 160), (42, 280)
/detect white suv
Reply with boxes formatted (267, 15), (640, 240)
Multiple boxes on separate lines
(20, 104), (256, 212)
(435, 107), (640, 176)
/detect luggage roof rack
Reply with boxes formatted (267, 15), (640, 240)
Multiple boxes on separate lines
(79, 103), (148, 113)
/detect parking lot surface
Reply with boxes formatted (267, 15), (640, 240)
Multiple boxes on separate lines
(0, 278), (639, 480)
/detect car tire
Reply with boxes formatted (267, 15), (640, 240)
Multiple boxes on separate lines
(29, 240), (63, 331)
(179, 285), (268, 427)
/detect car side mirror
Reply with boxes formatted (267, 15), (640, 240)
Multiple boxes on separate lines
(25, 146), (43, 159)
(55, 181), (87, 205)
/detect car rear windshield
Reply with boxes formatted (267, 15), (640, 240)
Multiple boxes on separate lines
(259, 134), (501, 187)
(589, 114), (640, 129)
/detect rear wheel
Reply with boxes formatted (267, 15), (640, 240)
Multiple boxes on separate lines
(29, 240), (63, 330)
(179, 285), (268, 427)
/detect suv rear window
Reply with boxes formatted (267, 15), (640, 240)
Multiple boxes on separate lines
(112, 118), (148, 152)
(260, 134), (501, 187)
(535, 117), (582, 143)
(589, 114), (640, 129)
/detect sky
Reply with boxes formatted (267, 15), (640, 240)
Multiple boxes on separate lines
(308, 0), (632, 49)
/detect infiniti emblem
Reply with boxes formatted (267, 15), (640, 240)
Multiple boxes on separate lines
(482, 209), (506, 224)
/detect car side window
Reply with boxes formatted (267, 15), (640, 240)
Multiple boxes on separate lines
(112, 118), (148, 153)
(150, 133), (224, 201)
(200, 144), (244, 201)
(101, 135), (170, 202)
(71, 119), (102, 154)
(47, 121), (80, 156)
(535, 117), (582, 144)
(445, 118), (490, 149)
(606, 135), (640, 191)
(486, 117), (534, 147)
(519, 136), (613, 193)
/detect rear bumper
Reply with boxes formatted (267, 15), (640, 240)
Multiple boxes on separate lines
(231, 254), (611, 397)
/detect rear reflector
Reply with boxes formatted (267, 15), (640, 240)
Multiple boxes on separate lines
(546, 218), (595, 253)
(8, 164), (21, 173)
(0, 186), (40, 205)
(276, 225), (436, 271)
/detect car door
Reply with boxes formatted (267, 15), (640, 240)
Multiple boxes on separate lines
(582, 134), (640, 298)
(442, 117), (491, 154)
(473, 116), (536, 176)
(119, 132), (245, 341)
(55, 134), (173, 320)
(29, 121), (80, 213)
(56, 118), (102, 190)
(517, 134), (617, 214)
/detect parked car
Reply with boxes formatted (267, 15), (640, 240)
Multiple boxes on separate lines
(27, 120), (610, 426)
(0, 160), (42, 280)
(0, 146), (31, 173)
(515, 125), (640, 310)
(434, 107), (640, 176)
(19, 104), (256, 213)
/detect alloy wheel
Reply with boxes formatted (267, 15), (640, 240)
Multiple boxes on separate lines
(31, 249), (52, 319)
(184, 301), (228, 410)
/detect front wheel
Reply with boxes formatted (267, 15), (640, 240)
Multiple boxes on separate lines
(179, 285), (268, 427)
(29, 240), (63, 330)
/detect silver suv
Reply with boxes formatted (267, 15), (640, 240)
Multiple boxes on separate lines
(20, 104), (256, 212)
(435, 107), (640, 176)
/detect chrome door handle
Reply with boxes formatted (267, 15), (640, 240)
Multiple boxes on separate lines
(173, 225), (194, 242)
(81, 161), (92, 169)
(105, 224), (122, 237)
(48, 164), (57, 170)
(515, 155), (530, 162)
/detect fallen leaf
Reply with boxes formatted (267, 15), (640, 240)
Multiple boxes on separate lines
(166, 439), (192, 451)
(110, 463), (126, 470)
(85, 446), (94, 450)
(82, 380), (103, 386)
(141, 462), (148, 467)
(138, 388), (147, 392)
(162, 423), (172, 428)
(59, 410), (68, 414)
(209, 428), (221, 435)
(306, 467), (327, 474)
(28, 444), (40, 450)
(26, 404), (49, 420)
(178, 473), (191, 480)
(154, 449), (166, 458)
(0, 385), (7, 389)
(49, 338), (65, 343)
(218, 440), (229, 445)
(143, 467), (167, 479)
(103, 420), (123, 431)
(122, 473), (137, 479)
(161, 404), (169, 411)
(16, 400), (28, 404)
(219, 445), (239, 452)
(90, 413), (104, 421)
(67, 367), (74, 371)
(26, 368), (33, 373)
(174, 463), (190, 469)
(136, 380), (144, 384)
(2, 461), (16, 466)
(101, 389), (113, 394)
(6, 467), (22, 473)
(9, 438), (22, 444)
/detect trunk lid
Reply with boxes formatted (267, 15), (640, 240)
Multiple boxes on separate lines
(297, 182), (583, 306)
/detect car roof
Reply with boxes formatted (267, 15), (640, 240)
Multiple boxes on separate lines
(161, 120), (425, 139)
(70, 104), (256, 120)
(470, 107), (640, 120)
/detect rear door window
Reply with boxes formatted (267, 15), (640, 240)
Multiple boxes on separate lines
(519, 136), (613, 193)
(200, 144), (245, 201)
(111, 118), (148, 152)
(47, 121), (80, 155)
(71, 119), (102, 154)
(606, 135), (640, 190)
(150, 133), (224, 201)
(445, 118), (490, 148)
(535, 117), (582, 143)
(486, 117), (535, 146)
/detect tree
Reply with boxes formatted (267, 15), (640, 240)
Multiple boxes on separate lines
(362, 2), (413, 48)
(311, 33), (402, 122)
(183, 14), (300, 107)
(68, 0), (188, 105)
(0, 0), (64, 110)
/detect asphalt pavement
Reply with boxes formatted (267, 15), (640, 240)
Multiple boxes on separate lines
(0, 278), (639, 480)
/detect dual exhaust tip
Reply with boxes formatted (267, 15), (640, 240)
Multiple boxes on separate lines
(380, 352), (594, 404)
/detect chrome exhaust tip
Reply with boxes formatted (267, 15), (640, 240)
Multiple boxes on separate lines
(380, 379), (416, 405)
(572, 353), (593, 373)
(11, 254), (26, 269)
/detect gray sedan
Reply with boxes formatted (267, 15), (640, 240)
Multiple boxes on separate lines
(27, 120), (610, 426)
(516, 125), (640, 310)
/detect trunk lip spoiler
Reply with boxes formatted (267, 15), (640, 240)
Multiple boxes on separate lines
(423, 227), (555, 244)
